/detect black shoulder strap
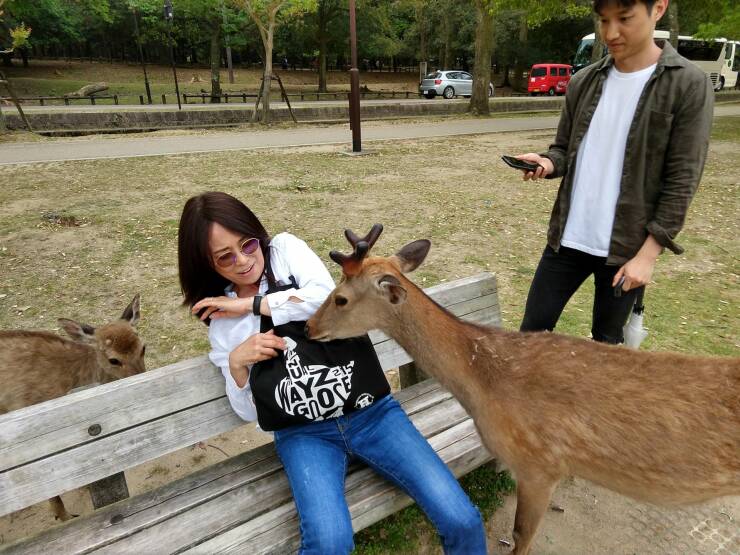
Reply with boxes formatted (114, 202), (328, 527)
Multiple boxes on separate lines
(259, 275), (299, 333)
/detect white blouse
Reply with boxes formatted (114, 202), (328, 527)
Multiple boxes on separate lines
(207, 232), (336, 421)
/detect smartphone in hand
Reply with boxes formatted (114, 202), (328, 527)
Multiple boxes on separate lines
(501, 155), (542, 172)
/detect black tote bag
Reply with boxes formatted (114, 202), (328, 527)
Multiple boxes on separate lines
(249, 277), (390, 432)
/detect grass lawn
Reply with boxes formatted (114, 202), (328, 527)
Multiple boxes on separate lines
(0, 116), (737, 551)
(2, 59), (421, 105)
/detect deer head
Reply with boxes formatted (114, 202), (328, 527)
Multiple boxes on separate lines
(306, 225), (430, 341)
(58, 294), (146, 382)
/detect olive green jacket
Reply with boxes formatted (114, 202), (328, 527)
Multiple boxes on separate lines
(542, 42), (714, 265)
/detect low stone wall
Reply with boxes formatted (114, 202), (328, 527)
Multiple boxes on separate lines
(3, 97), (565, 133)
(4, 90), (738, 133)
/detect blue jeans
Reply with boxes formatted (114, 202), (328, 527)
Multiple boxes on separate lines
(273, 395), (486, 555)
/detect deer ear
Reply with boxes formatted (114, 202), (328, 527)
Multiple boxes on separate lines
(378, 274), (407, 305)
(121, 294), (141, 326)
(394, 240), (430, 273)
(58, 319), (96, 342)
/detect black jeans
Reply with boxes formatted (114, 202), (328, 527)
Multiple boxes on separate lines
(520, 245), (642, 344)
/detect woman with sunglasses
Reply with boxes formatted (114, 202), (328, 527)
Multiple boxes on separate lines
(177, 192), (486, 555)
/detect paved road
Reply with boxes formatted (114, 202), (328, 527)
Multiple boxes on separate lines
(1, 104), (738, 166)
(0, 115), (561, 165)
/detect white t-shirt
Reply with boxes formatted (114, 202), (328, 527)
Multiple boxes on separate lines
(561, 63), (656, 257)
(207, 232), (335, 422)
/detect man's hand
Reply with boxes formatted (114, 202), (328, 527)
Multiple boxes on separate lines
(613, 255), (657, 292)
(613, 235), (662, 292)
(515, 153), (554, 181)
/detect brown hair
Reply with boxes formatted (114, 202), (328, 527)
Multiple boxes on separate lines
(177, 192), (274, 313)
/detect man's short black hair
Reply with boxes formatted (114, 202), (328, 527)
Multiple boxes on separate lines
(593, 0), (657, 14)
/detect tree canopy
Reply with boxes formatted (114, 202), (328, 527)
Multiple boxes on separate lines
(0, 0), (733, 84)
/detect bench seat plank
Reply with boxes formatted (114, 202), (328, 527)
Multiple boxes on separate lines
(86, 397), (470, 555)
(186, 420), (489, 554)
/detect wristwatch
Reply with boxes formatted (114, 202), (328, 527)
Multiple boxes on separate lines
(252, 295), (263, 316)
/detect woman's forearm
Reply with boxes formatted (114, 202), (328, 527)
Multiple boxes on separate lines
(228, 352), (250, 388)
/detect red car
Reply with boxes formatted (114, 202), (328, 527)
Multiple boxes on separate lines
(528, 63), (572, 96)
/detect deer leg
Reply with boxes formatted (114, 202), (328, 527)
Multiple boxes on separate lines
(49, 495), (76, 521)
(511, 474), (559, 555)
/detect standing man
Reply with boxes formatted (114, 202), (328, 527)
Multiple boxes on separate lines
(514, 0), (713, 343)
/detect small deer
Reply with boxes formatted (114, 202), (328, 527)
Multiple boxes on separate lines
(0, 294), (146, 521)
(306, 226), (740, 555)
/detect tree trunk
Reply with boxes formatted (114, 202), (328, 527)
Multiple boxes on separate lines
(261, 25), (274, 123)
(318, 4), (329, 93)
(668, 0), (679, 48)
(470, 0), (495, 115)
(501, 64), (511, 87)
(417, 2), (427, 62)
(512, 12), (528, 93)
(210, 22), (222, 103)
(443, 16), (451, 69)
(591, 12), (605, 62)
(0, 101), (6, 133)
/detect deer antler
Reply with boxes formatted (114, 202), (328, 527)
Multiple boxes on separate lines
(330, 223), (383, 276)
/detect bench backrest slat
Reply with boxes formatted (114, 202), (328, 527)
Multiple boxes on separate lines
(0, 357), (223, 469)
(0, 273), (498, 518)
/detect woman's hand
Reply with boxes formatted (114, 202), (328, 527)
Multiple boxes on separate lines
(192, 296), (252, 321)
(515, 153), (554, 181)
(230, 330), (286, 367)
(228, 330), (287, 388)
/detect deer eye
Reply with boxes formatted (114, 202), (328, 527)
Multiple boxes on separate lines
(335, 296), (348, 307)
(108, 358), (122, 366)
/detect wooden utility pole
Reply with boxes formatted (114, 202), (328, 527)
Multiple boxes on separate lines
(348, 0), (361, 152)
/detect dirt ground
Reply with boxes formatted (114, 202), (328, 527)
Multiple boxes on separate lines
(0, 119), (737, 551)
(487, 479), (739, 555)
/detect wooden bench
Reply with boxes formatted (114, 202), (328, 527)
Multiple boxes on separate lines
(0, 273), (501, 554)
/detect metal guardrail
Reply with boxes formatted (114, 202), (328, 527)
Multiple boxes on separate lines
(2, 90), (421, 106)
(0, 94), (120, 106)
(182, 90), (420, 104)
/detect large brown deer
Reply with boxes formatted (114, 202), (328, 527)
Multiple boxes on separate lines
(306, 226), (740, 555)
(0, 294), (146, 521)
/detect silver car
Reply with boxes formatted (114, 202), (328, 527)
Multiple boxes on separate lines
(420, 70), (495, 99)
